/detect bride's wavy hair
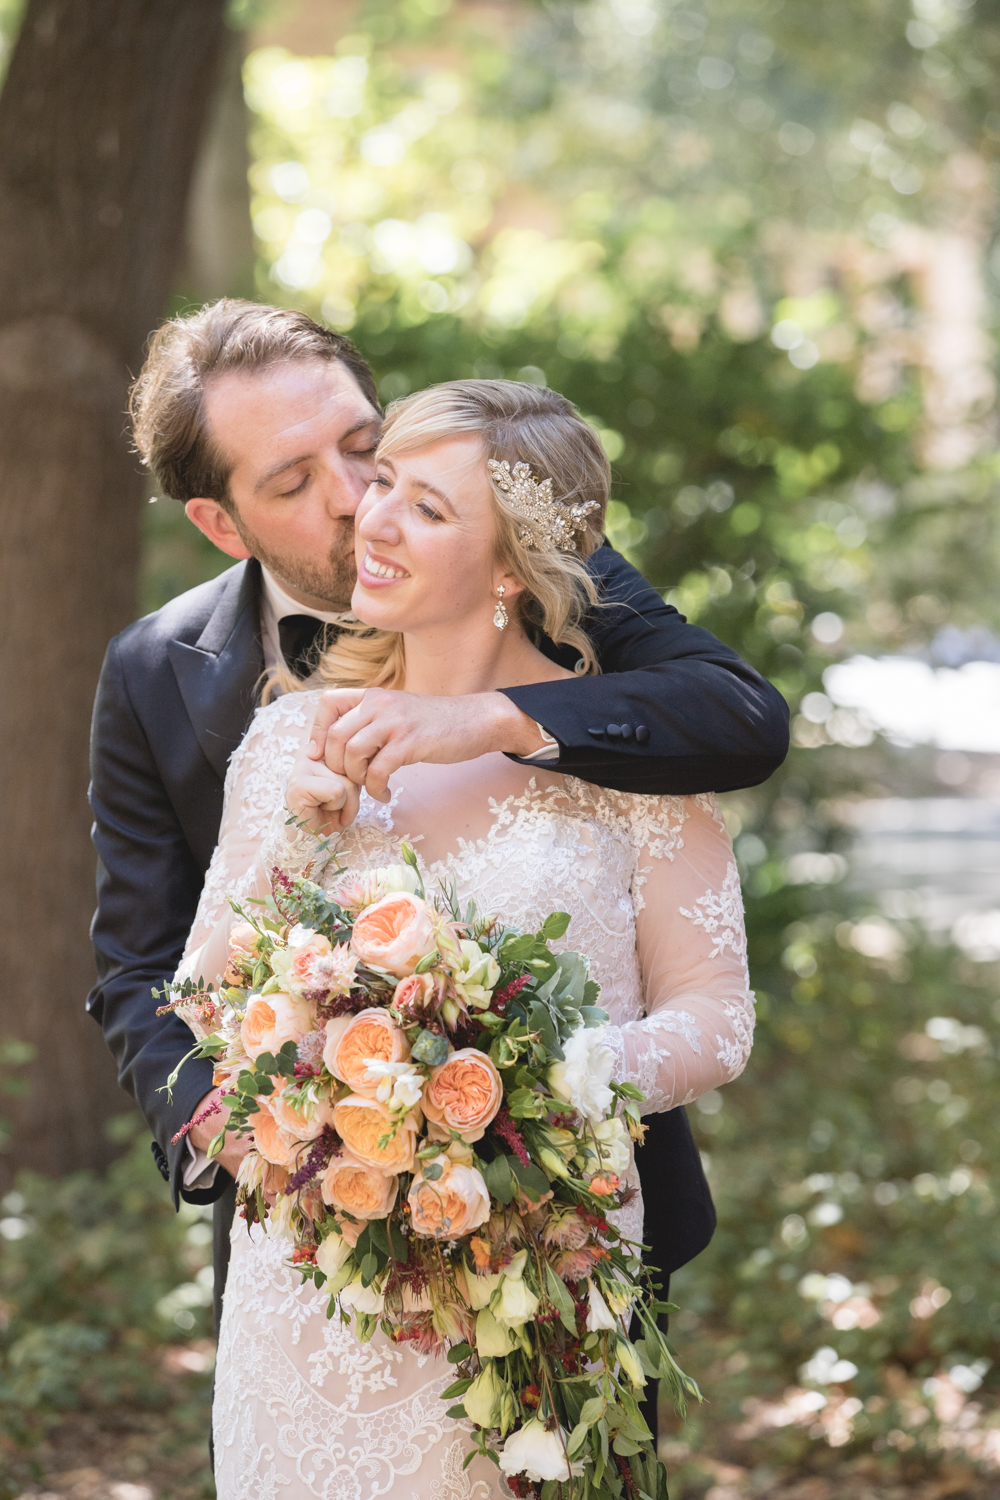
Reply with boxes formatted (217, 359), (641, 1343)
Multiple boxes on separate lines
(311, 379), (611, 691)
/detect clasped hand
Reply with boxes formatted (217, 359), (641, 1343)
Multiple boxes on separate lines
(299, 685), (546, 805)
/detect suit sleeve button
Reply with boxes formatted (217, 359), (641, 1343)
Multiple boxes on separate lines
(606, 724), (622, 738)
(620, 723), (633, 740)
(588, 727), (605, 738)
(635, 724), (650, 744)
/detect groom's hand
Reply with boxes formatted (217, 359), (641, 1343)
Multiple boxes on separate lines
(307, 687), (548, 802)
(189, 1087), (250, 1182)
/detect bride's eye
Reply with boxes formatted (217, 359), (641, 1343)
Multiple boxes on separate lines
(417, 500), (443, 521)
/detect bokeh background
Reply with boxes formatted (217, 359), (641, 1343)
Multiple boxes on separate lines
(3, 0), (1000, 1495)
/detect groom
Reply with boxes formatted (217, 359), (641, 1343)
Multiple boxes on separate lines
(88, 297), (786, 1348)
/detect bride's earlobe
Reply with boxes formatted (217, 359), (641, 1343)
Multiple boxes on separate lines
(493, 584), (508, 630)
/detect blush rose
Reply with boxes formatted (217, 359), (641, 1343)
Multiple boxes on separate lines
(350, 892), (437, 978)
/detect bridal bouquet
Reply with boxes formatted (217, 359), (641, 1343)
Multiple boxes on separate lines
(160, 842), (696, 1500)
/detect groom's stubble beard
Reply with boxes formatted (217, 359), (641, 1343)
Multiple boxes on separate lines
(230, 510), (358, 610)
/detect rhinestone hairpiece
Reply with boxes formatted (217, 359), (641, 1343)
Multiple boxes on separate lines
(487, 458), (601, 553)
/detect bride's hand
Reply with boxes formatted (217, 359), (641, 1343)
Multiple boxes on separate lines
(286, 742), (361, 836)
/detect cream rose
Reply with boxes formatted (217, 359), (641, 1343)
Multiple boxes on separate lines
(332, 1095), (418, 1174)
(323, 1008), (410, 1094)
(350, 892), (437, 977)
(268, 1089), (335, 1141)
(240, 992), (312, 1062)
(407, 1160), (490, 1239)
(423, 1048), (502, 1143)
(315, 1232), (354, 1279)
(321, 1151), (399, 1220)
(499, 1420), (584, 1484)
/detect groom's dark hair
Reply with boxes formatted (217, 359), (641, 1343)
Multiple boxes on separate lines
(130, 299), (380, 510)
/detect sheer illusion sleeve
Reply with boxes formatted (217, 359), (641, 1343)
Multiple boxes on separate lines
(176, 691), (333, 987)
(602, 792), (754, 1113)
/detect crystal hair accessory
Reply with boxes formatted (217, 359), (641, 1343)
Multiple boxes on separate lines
(487, 458), (601, 553)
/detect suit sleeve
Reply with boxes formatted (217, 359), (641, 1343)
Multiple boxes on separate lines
(500, 543), (789, 794)
(86, 636), (223, 1207)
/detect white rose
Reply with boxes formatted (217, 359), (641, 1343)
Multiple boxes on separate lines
(499, 1419), (585, 1483)
(547, 1026), (614, 1125)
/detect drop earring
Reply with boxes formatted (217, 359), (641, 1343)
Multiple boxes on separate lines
(493, 584), (508, 630)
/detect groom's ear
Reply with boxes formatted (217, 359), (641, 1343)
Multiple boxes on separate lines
(185, 498), (252, 561)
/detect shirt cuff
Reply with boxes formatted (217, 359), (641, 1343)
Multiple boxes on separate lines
(520, 723), (560, 763)
(184, 1137), (221, 1192)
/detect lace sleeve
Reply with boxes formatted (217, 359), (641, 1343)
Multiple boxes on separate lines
(176, 691), (337, 986)
(602, 793), (754, 1113)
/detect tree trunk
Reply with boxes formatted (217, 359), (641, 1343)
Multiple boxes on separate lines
(177, 25), (255, 304)
(0, 0), (228, 1177)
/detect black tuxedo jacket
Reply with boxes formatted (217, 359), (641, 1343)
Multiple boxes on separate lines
(88, 545), (787, 1283)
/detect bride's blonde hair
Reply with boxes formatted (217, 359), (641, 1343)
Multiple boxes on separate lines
(309, 379), (610, 692)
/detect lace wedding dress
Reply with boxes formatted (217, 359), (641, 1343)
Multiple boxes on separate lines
(178, 689), (755, 1500)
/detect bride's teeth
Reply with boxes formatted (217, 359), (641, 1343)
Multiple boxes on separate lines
(366, 553), (407, 579)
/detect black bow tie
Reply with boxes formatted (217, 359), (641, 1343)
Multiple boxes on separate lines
(278, 614), (330, 679)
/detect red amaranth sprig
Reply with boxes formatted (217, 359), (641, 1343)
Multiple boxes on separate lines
(491, 1106), (531, 1167)
(283, 1125), (341, 1194)
(170, 1096), (222, 1146)
(491, 974), (531, 1012)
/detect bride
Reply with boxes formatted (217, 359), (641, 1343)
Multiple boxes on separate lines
(176, 378), (755, 1499)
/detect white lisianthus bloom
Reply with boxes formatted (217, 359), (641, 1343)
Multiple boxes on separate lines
(496, 1252), (539, 1327)
(463, 1361), (513, 1430)
(465, 1268), (503, 1311)
(339, 1277), (386, 1315)
(453, 939), (502, 1010)
(547, 1027), (614, 1124)
(592, 1116), (631, 1177)
(315, 1233), (353, 1278)
(499, 1419), (586, 1483)
(585, 1279), (617, 1332)
(475, 1306), (517, 1356)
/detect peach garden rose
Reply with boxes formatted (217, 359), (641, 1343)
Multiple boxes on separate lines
(407, 1159), (491, 1239)
(323, 1008), (410, 1094)
(321, 1151), (399, 1220)
(349, 891), (437, 977)
(423, 1048), (503, 1143)
(240, 991), (312, 1062)
(252, 1105), (304, 1168)
(268, 1089), (336, 1141)
(332, 1095), (418, 1174)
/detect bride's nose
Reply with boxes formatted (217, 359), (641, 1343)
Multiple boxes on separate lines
(358, 492), (402, 547)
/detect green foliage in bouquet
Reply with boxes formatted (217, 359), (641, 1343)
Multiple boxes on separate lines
(160, 844), (698, 1497)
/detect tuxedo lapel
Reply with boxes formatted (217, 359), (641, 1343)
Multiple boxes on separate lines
(167, 560), (265, 783)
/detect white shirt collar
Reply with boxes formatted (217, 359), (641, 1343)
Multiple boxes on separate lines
(260, 567), (354, 628)
(259, 567), (356, 685)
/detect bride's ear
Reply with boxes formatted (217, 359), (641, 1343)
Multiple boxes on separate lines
(494, 570), (525, 601)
